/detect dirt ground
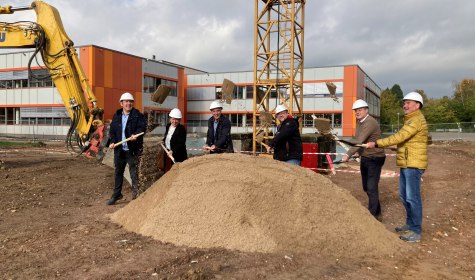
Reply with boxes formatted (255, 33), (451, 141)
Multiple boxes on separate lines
(0, 141), (474, 279)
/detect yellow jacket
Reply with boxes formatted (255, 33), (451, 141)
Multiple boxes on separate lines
(376, 110), (428, 169)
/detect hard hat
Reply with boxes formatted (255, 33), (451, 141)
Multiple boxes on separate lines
(169, 108), (182, 119)
(209, 100), (223, 110)
(275, 104), (288, 114)
(119, 92), (134, 101)
(352, 99), (369, 110)
(403, 91), (424, 107)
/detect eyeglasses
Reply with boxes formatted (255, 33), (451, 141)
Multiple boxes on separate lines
(121, 100), (134, 103)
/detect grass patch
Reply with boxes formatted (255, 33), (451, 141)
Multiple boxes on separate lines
(0, 141), (46, 148)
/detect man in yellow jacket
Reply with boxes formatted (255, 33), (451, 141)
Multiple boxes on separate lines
(367, 92), (428, 243)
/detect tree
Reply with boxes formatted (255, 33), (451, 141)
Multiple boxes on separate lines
(423, 97), (458, 124)
(451, 79), (475, 122)
(414, 89), (429, 105)
(390, 84), (404, 103)
(380, 87), (403, 131)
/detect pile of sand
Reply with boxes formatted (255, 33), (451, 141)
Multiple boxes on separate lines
(111, 154), (405, 257)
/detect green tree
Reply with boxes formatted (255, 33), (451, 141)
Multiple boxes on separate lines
(423, 97), (458, 124)
(451, 79), (475, 122)
(390, 84), (404, 103)
(414, 89), (429, 105)
(380, 87), (403, 131)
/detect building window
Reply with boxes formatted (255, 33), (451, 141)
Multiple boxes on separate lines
(223, 113), (244, 127)
(302, 113), (342, 128)
(143, 75), (178, 97)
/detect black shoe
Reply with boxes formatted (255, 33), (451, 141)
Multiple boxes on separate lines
(374, 213), (383, 222)
(395, 224), (410, 233)
(106, 194), (123, 205)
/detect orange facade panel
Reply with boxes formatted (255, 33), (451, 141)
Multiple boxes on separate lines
(177, 68), (186, 124)
(79, 46), (143, 120)
(343, 65), (358, 136)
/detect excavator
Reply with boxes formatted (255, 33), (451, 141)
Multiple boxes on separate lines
(0, 1), (107, 159)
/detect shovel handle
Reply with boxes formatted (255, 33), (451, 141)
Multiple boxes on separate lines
(114, 132), (145, 146)
(258, 141), (273, 153)
(159, 142), (176, 163)
(336, 139), (368, 148)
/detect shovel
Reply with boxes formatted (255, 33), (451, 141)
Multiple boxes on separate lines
(336, 139), (368, 148)
(159, 142), (176, 163)
(114, 132), (145, 147)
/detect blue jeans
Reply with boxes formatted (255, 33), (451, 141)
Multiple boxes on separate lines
(286, 159), (301, 166)
(399, 168), (424, 234)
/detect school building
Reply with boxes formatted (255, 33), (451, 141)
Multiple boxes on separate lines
(0, 45), (381, 139)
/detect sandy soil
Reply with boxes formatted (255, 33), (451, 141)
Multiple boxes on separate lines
(0, 141), (474, 279)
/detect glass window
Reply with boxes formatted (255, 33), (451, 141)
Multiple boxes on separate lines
(246, 114), (254, 126)
(302, 114), (314, 127)
(53, 118), (62, 126)
(215, 87), (223, 100)
(233, 86), (244, 99)
(333, 114), (342, 128)
(246, 86), (253, 99)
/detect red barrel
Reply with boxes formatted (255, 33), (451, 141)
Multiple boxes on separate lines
(301, 143), (318, 171)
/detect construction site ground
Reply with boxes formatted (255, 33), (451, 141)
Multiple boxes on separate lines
(0, 140), (474, 279)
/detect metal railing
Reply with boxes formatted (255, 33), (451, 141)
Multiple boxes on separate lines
(381, 122), (475, 141)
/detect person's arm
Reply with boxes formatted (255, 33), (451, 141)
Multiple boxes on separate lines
(345, 121), (376, 159)
(108, 115), (119, 148)
(344, 146), (362, 161)
(368, 121), (419, 148)
(273, 119), (297, 146)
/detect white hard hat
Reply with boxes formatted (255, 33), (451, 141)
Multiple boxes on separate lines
(169, 108), (182, 119)
(275, 104), (288, 114)
(209, 100), (223, 110)
(119, 92), (134, 101)
(403, 91), (424, 107)
(352, 99), (369, 110)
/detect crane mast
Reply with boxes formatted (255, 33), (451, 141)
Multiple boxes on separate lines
(253, 0), (305, 153)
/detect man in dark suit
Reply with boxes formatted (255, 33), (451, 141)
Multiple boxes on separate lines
(107, 92), (146, 205)
(204, 100), (233, 153)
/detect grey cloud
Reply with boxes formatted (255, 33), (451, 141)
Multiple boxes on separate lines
(2, 0), (474, 98)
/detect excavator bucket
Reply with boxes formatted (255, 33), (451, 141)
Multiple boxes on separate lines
(151, 84), (172, 104)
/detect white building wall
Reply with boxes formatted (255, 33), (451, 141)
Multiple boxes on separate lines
(143, 60), (179, 80)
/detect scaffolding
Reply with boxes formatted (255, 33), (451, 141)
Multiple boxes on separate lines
(252, 0), (305, 153)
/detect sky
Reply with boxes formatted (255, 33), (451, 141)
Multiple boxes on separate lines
(2, 0), (474, 98)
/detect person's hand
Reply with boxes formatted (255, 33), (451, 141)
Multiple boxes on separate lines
(341, 154), (349, 162)
(129, 134), (137, 141)
(210, 145), (216, 151)
(264, 145), (271, 153)
(366, 142), (375, 149)
(203, 145), (210, 150)
(109, 143), (115, 149)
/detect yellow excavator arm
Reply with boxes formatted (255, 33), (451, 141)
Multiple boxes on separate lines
(0, 1), (106, 158)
